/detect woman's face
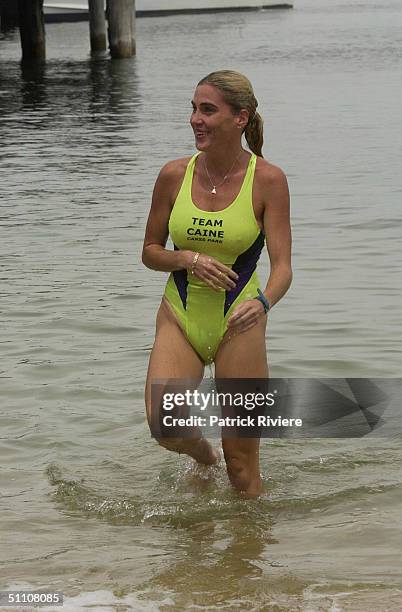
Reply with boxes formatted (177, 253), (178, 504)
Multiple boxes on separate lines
(190, 84), (244, 151)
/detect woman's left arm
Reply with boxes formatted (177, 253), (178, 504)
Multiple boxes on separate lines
(227, 165), (292, 332)
(260, 165), (292, 308)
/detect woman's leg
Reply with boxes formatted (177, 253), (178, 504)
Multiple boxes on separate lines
(145, 300), (219, 465)
(214, 316), (268, 497)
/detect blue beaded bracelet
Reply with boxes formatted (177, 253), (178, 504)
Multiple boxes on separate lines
(255, 288), (270, 313)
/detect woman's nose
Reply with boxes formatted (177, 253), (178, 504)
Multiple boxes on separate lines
(191, 110), (202, 124)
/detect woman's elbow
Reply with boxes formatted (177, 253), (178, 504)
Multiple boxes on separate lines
(142, 246), (154, 270)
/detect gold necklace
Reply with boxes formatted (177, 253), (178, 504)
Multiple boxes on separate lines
(203, 150), (243, 194)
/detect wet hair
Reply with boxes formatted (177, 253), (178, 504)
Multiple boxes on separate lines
(197, 70), (264, 157)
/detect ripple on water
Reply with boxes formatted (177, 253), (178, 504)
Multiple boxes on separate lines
(46, 460), (276, 534)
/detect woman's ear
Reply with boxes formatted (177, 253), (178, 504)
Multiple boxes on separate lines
(236, 108), (250, 131)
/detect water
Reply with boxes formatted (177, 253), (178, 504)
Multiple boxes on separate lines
(1, 0), (402, 609)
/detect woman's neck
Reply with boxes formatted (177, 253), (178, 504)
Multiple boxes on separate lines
(202, 146), (246, 178)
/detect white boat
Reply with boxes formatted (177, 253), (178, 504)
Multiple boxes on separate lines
(44, 0), (293, 21)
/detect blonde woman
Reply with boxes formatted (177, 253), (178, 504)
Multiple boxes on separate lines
(142, 70), (292, 497)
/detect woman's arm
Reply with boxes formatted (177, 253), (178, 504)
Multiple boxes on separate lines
(142, 160), (194, 272)
(260, 165), (292, 308)
(142, 159), (239, 290)
(227, 163), (292, 332)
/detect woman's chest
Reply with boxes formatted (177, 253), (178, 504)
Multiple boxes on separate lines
(168, 196), (262, 262)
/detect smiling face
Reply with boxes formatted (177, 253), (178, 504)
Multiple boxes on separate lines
(190, 84), (248, 152)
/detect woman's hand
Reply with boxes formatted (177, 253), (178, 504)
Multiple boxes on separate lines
(190, 253), (239, 291)
(227, 299), (266, 334)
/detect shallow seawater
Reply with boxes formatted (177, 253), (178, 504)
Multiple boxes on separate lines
(1, 0), (402, 609)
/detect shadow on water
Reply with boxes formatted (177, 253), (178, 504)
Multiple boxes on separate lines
(20, 61), (48, 109)
(137, 516), (287, 609)
(0, 56), (141, 132)
(83, 56), (142, 133)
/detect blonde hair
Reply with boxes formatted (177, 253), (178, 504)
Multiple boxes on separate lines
(197, 70), (264, 157)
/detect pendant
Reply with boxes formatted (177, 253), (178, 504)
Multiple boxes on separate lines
(211, 186), (217, 194)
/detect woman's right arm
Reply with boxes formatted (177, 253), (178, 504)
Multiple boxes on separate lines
(142, 160), (238, 291)
(142, 160), (193, 272)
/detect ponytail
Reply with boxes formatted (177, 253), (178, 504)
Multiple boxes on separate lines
(245, 111), (264, 158)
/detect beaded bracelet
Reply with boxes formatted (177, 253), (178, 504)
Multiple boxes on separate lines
(255, 288), (270, 313)
(191, 252), (200, 275)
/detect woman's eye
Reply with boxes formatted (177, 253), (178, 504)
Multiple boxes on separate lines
(191, 106), (214, 114)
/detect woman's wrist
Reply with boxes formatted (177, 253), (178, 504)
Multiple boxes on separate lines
(190, 252), (200, 274)
(255, 289), (270, 313)
(177, 250), (196, 271)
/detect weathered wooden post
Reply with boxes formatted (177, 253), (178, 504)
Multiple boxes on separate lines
(106, 0), (136, 59)
(17, 0), (45, 62)
(88, 0), (107, 53)
(130, 1), (136, 55)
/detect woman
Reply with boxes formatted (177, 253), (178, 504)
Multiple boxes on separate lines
(142, 70), (292, 498)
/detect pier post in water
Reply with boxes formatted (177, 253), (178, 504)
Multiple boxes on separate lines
(88, 0), (107, 53)
(106, 0), (136, 59)
(130, 0), (136, 55)
(17, 0), (45, 62)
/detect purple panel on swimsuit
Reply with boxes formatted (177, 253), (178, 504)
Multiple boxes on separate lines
(173, 244), (188, 309)
(224, 231), (265, 315)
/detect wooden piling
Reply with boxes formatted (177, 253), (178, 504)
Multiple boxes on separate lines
(17, 0), (45, 62)
(130, 1), (136, 55)
(88, 0), (106, 53)
(106, 0), (136, 59)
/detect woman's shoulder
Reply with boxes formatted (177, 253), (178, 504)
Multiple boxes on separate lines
(254, 157), (290, 210)
(255, 156), (288, 186)
(152, 155), (195, 208)
(157, 155), (194, 183)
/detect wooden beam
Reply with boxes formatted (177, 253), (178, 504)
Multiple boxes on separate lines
(130, 0), (136, 55)
(106, 0), (136, 59)
(17, 0), (45, 61)
(88, 0), (106, 53)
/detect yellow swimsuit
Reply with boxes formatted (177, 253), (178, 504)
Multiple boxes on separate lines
(164, 152), (265, 364)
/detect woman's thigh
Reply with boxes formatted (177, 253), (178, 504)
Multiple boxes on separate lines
(214, 315), (268, 378)
(214, 316), (268, 475)
(145, 300), (205, 425)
